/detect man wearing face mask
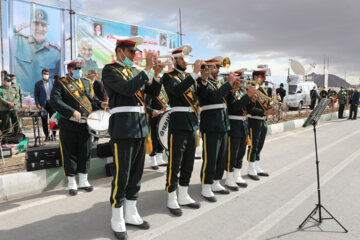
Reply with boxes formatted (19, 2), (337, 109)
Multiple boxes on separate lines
(78, 38), (98, 72)
(14, 8), (60, 93)
(162, 45), (203, 217)
(9, 74), (23, 111)
(34, 69), (56, 141)
(0, 76), (20, 135)
(102, 36), (164, 240)
(50, 58), (108, 197)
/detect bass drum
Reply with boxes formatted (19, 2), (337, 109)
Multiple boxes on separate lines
(157, 110), (171, 150)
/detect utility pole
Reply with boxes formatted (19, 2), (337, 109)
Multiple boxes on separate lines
(68, 0), (74, 59)
(179, 8), (183, 46)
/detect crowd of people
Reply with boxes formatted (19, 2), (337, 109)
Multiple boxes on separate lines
(310, 85), (359, 119)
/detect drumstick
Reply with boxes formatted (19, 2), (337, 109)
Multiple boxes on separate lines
(81, 117), (100, 121)
(102, 99), (109, 120)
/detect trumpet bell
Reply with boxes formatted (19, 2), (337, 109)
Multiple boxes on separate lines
(223, 57), (231, 69)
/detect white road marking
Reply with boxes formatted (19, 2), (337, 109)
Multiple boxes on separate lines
(237, 146), (360, 240)
(133, 128), (360, 240)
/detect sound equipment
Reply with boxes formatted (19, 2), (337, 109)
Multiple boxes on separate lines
(97, 142), (112, 158)
(26, 146), (62, 171)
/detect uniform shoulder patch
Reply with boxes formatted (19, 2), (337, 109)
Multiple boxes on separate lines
(49, 42), (61, 51)
(16, 32), (29, 38)
(165, 69), (175, 74)
(132, 67), (141, 73)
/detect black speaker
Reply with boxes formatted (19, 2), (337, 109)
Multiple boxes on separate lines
(26, 146), (62, 171)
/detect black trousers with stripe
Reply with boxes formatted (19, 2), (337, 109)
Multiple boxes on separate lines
(166, 130), (196, 193)
(200, 132), (228, 184)
(247, 119), (267, 163)
(59, 125), (92, 176)
(149, 116), (164, 156)
(110, 138), (146, 208)
(226, 134), (247, 172)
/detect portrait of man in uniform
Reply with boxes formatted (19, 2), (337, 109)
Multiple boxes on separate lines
(93, 22), (104, 37)
(13, 7), (61, 94)
(77, 38), (98, 72)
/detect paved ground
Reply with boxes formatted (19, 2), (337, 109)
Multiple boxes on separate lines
(0, 118), (359, 240)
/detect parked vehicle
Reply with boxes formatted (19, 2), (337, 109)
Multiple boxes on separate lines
(286, 76), (317, 109)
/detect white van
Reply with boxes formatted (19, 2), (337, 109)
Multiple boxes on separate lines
(286, 76), (317, 109)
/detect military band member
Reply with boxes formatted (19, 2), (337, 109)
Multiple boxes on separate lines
(102, 36), (163, 240)
(197, 57), (236, 201)
(247, 70), (277, 180)
(145, 87), (169, 169)
(162, 45), (202, 216)
(224, 71), (257, 190)
(50, 58), (107, 196)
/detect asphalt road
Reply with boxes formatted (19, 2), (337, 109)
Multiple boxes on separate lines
(1, 118), (359, 240)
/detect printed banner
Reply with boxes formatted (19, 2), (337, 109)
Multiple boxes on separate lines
(12, 1), (63, 94)
(75, 15), (180, 77)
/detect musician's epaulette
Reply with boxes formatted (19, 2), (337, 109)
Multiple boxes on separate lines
(82, 77), (91, 82)
(59, 77), (68, 83)
(49, 41), (61, 51)
(132, 67), (141, 73)
(165, 69), (175, 74)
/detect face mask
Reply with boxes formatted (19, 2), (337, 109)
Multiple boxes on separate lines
(72, 70), (82, 79)
(43, 74), (49, 80)
(4, 81), (11, 87)
(12, 78), (16, 83)
(120, 49), (134, 68)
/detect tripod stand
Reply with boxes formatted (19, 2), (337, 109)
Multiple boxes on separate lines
(298, 120), (348, 232)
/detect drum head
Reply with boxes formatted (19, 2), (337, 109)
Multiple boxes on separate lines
(87, 110), (110, 131)
(157, 111), (170, 150)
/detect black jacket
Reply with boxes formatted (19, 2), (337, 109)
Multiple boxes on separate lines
(197, 77), (232, 133)
(349, 90), (360, 105)
(93, 79), (105, 101)
(162, 69), (199, 132)
(102, 62), (161, 139)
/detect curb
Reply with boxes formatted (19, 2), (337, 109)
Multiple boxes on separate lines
(0, 109), (350, 202)
(267, 110), (348, 136)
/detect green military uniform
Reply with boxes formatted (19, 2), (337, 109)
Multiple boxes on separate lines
(337, 88), (346, 118)
(0, 81), (20, 135)
(77, 54), (98, 73)
(247, 87), (270, 164)
(102, 61), (161, 208)
(197, 76), (232, 185)
(50, 75), (102, 176)
(14, 9), (60, 94)
(162, 68), (199, 193)
(226, 88), (253, 172)
(11, 83), (23, 110)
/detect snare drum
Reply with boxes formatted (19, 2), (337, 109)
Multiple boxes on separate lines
(157, 110), (171, 150)
(87, 110), (111, 138)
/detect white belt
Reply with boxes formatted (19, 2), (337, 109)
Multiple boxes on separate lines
(171, 106), (194, 113)
(229, 115), (247, 121)
(247, 114), (266, 120)
(69, 117), (87, 124)
(200, 103), (227, 112)
(111, 106), (145, 114)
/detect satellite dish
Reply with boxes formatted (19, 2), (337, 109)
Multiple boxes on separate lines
(290, 59), (305, 76)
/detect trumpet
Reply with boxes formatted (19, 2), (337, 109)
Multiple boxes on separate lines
(137, 55), (173, 67)
(187, 57), (231, 69)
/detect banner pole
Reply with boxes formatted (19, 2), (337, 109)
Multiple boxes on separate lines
(0, 0), (4, 82)
(179, 8), (182, 46)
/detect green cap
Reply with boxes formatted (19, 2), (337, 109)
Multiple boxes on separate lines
(31, 9), (48, 25)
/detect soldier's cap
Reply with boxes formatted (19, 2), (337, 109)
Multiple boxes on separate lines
(204, 56), (224, 67)
(31, 9), (48, 25)
(170, 44), (192, 58)
(234, 68), (247, 76)
(114, 36), (143, 52)
(252, 69), (266, 77)
(64, 58), (85, 69)
(4, 75), (12, 81)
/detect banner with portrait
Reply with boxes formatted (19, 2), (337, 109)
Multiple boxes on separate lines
(75, 15), (180, 77)
(11, 1), (64, 95)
